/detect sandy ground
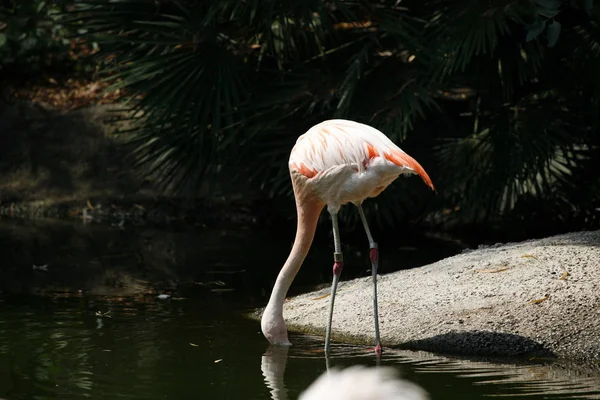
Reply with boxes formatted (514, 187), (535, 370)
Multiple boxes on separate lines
(258, 229), (600, 361)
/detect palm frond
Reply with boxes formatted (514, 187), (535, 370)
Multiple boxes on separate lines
(370, 76), (440, 141)
(435, 90), (593, 223)
(63, 0), (252, 193)
(56, 0), (600, 233)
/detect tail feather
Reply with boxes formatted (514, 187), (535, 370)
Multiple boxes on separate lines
(385, 150), (435, 191)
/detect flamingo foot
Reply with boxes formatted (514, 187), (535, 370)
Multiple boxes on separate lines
(366, 344), (383, 356)
(375, 343), (382, 357)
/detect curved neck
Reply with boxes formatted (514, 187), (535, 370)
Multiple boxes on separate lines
(266, 199), (323, 313)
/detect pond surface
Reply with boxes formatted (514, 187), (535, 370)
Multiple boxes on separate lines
(1, 220), (600, 399)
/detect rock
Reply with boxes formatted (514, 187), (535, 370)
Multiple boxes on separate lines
(257, 229), (600, 361)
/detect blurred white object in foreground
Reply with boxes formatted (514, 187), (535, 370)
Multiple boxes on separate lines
(299, 366), (429, 400)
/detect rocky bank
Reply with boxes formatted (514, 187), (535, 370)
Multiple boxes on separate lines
(258, 229), (600, 361)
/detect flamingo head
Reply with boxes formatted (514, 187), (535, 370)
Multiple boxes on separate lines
(261, 306), (292, 346)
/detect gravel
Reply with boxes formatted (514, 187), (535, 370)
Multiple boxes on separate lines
(261, 229), (600, 361)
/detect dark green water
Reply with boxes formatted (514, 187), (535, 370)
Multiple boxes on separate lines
(1, 220), (600, 399)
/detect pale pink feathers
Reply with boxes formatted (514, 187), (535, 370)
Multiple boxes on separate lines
(288, 119), (434, 212)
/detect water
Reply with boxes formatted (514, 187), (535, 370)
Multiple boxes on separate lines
(1, 220), (600, 399)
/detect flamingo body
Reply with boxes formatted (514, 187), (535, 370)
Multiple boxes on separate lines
(289, 119), (433, 212)
(261, 119), (434, 352)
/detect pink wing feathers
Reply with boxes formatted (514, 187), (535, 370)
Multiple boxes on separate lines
(289, 119), (434, 190)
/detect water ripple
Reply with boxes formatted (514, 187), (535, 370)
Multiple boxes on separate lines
(285, 335), (600, 400)
(2, 296), (600, 400)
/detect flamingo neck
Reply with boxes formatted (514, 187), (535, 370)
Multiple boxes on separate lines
(261, 197), (323, 345)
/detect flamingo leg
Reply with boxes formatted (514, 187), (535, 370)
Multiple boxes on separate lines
(324, 211), (343, 357)
(356, 204), (382, 356)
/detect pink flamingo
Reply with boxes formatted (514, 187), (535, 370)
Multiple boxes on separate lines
(260, 119), (434, 356)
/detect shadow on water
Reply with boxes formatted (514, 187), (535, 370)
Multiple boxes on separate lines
(1, 220), (600, 399)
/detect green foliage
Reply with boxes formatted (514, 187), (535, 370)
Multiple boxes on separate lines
(0, 0), (100, 77)
(0, 0), (67, 72)
(65, 0), (600, 232)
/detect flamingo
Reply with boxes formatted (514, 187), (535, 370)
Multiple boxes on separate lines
(260, 119), (434, 356)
